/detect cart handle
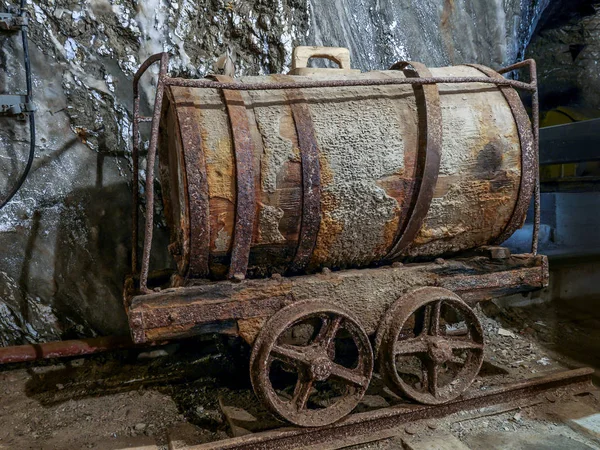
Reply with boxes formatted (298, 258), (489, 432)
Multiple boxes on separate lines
(132, 52), (169, 293)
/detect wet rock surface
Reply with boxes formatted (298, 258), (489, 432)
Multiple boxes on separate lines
(526, 1), (600, 111)
(0, 0), (555, 343)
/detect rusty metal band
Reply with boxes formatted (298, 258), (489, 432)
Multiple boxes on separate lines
(215, 75), (256, 280)
(385, 61), (443, 260)
(164, 76), (537, 92)
(465, 64), (536, 246)
(272, 75), (322, 273)
(174, 103), (210, 278)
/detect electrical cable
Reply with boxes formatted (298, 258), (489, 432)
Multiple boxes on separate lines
(0, 0), (36, 210)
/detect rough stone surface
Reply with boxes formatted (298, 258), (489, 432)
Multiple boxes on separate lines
(0, 0), (553, 343)
(526, 2), (600, 111)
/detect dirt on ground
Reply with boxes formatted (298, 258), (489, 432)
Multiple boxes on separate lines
(0, 297), (599, 449)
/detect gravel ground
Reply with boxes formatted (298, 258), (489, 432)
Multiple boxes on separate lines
(0, 299), (598, 449)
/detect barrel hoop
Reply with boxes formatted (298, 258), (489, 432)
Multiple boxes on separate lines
(385, 61), (443, 260)
(465, 64), (535, 245)
(216, 75), (256, 280)
(175, 98), (211, 278)
(272, 74), (322, 273)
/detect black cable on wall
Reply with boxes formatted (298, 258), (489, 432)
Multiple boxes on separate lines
(0, 0), (36, 210)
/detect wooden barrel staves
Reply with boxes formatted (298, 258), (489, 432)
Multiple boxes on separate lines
(157, 57), (533, 281)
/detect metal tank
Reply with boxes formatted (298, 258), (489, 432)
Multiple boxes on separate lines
(148, 47), (534, 282)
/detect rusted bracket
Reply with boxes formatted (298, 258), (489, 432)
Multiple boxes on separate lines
(0, 11), (27, 31)
(272, 75), (322, 274)
(0, 94), (36, 115)
(215, 75), (256, 281)
(385, 61), (442, 261)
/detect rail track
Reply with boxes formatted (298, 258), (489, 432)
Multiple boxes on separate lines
(182, 367), (595, 450)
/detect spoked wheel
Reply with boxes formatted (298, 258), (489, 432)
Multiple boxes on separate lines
(376, 287), (484, 405)
(250, 300), (373, 427)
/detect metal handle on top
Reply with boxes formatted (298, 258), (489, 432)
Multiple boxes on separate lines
(292, 46), (352, 70)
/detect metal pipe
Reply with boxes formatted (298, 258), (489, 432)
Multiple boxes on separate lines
(0, 336), (133, 364)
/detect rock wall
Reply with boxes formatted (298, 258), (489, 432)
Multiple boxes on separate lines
(0, 0), (552, 345)
(526, 1), (600, 111)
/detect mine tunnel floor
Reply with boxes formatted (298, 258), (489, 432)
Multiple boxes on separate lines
(1, 298), (599, 450)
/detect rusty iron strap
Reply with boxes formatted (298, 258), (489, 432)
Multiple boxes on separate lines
(215, 75), (256, 281)
(140, 53), (170, 293)
(385, 61), (442, 261)
(272, 75), (322, 273)
(466, 64), (536, 247)
(175, 103), (211, 278)
(498, 60), (541, 255)
(164, 76), (536, 92)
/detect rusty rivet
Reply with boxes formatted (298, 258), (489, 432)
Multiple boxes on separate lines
(405, 424), (418, 435)
(231, 273), (245, 283)
(427, 421), (438, 430)
(131, 316), (143, 326)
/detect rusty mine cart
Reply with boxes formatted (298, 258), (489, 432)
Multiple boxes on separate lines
(124, 47), (546, 427)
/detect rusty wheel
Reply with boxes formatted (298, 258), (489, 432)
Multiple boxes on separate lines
(376, 287), (484, 405)
(250, 300), (373, 427)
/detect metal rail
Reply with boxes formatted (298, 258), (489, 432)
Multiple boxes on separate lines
(188, 367), (594, 450)
(131, 53), (541, 292)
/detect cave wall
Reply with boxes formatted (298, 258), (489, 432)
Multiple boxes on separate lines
(0, 0), (552, 345)
(526, 0), (600, 111)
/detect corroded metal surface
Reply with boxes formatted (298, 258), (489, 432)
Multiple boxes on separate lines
(0, 336), (133, 364)
(164, 76), (537, 92)
(131, 52), (165, 275)
(215, 75), (256, 281)
(250, 300), (373, 427)
(137, 55), (539, 282)
(189, 367), (594, 449)
(127, 253), (548, 344)
(174, 97), (211, 278)
(385, 61), (442, 261)
(138, 52), (169, 293)
(132, 54), (541, 306)
(272, 75), (322, 274)
(376, 287), (484, 404)
(466, 63), (536, 248)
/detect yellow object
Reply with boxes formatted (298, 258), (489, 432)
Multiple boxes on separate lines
(540, 107), (600, 181)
